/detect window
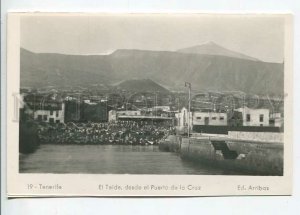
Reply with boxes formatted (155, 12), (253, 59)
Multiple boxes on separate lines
(49, 118), (54, 123)
(212, 117), (217, 120)
(43, 115), (48, 121)
(196, 117), (201, 120)
(220, 116), (224, 120)
(56, 120), (60, 123)
(246, 114), (251, 122)
(259, 114), (264, 122)
(204, 117), (209, 125)
(37, 115), (43, 121)
(56, 111), (59, 117)
(50, 110), (53, 115)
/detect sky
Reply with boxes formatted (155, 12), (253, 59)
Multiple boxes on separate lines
(21, 14), (285, 63)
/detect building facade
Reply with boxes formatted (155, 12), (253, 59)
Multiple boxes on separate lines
(235, 107), (269, 127)
(34, 103), (65, 123)
(192, 112), (228, 126)
(22, 93), (65, 123)
(176, 107), (228, 127)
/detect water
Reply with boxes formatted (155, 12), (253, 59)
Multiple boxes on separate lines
(19, 144), (224, 174)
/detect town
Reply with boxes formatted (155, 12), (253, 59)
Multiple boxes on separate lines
(19, 79), (284, 147)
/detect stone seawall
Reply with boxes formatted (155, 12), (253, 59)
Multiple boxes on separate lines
(228, 131), (283, 143)
(159, 135), (283, 175)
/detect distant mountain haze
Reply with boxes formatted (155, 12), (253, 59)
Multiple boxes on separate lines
(20, 42), (283, 95)
(177, 41), (260, 61)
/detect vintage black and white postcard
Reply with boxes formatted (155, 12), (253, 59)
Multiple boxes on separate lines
(6, 13), (293, 197)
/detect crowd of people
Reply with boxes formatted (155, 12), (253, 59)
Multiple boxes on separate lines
(37, 120), (175, 145)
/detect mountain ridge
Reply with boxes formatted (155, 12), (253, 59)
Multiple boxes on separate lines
(177, 41), (260, 62)
(115, 79), (170, 93)
(20, 47), (284, 95)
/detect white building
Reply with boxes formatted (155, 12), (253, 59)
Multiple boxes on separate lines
(175, 107), (227, 127)
(192, 112), (227, 126)
(108, 110), (142, 122)
(235, 107), (269, 127)
(175, 107), (192, 128)
(34, 103), (65, 123)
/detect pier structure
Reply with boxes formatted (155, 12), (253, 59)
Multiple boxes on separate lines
(159, 133), (283, 175)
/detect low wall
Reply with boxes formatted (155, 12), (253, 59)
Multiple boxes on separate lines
(228, 131), (283, 143)
(191, 133), (228, 138)
(193, 125), (282, 135)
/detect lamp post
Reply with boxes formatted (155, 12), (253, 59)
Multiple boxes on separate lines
(185, 82), (191, 137)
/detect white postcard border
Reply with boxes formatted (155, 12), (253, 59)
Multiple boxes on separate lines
(6, 13), (293, 197)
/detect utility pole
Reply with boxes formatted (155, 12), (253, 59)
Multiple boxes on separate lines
(185, 82), (191, 137)
(155, 91), (157, 117)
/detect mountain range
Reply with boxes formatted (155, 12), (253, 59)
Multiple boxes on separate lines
(20, 42), (284, 94)
(177, 41), (260, 61)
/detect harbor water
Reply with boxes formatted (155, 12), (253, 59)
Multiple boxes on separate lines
(19, 144), (227, 174)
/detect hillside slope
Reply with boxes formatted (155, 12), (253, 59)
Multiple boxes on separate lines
(116, 79), (169, 93)
(20, 48), (284, 94)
